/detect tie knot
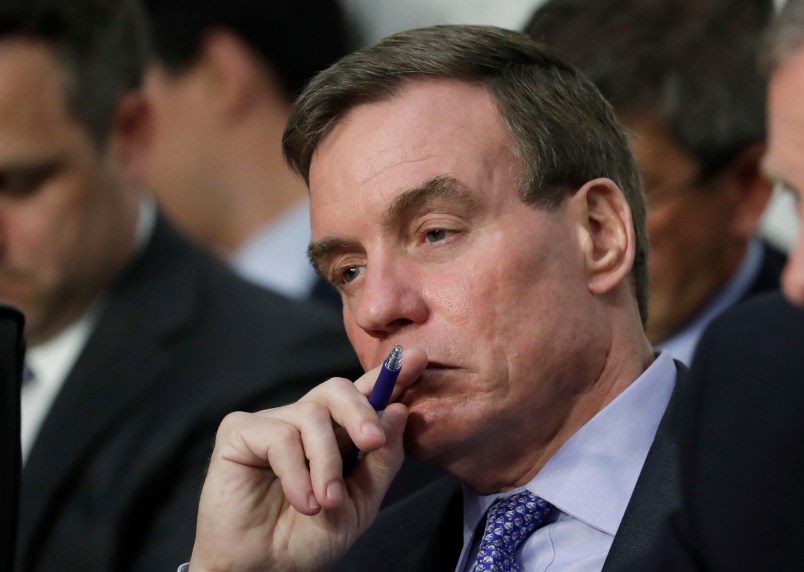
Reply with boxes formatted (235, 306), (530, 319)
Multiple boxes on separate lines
(473, 491), (554, 572)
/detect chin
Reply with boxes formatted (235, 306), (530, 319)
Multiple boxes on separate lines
(401, 400), (466, 465)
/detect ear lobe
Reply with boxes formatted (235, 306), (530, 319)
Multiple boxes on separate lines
(109, 92), (153, 184)
(572, 178), (636, 296)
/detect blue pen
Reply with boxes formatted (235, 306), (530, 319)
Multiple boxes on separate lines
(342, 345), (404, 477)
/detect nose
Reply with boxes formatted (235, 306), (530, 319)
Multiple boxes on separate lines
(349, 258), (428, 339)
(783, 219), (804, 307)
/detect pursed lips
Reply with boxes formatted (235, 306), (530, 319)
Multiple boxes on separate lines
(397, 361), (462, 403)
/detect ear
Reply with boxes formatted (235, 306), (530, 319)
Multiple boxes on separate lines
(108, 92), (153, 184)
(570, 178), (636, 296)
(200, 30), (265, 119)
(719, 143), (774, 239)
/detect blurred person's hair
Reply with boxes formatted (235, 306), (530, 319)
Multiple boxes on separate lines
(766, 0), (804, 71)
(144, 0), (349, 101)
(526, 0), (773, 182)
(283, 25), (649, 325)
(0, 0), (149, 146)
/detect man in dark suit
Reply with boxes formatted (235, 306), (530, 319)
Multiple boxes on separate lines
(140, 0), (350, 308)
(646, 293), (804, 571)
(617, 1), (804, 569)
(185, 25), (685, 571)
(526, 0), (782, 367)
(0, 1), (360, 570)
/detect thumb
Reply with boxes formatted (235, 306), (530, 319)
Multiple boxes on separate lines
(347, 403), (408, 523)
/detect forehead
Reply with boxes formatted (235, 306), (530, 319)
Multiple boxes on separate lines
(308, 80), (519, 232)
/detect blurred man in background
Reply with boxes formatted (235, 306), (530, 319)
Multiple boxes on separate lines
(621, 1), (804, 568)
(527, 0), (782, 365)
(0, 1), (359, 570)
(142, 0), (350, 307)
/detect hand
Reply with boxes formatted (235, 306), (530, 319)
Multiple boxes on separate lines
(188, 348), (428, 572)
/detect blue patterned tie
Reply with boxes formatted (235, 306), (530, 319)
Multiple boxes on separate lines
(472, 491), (554, 572)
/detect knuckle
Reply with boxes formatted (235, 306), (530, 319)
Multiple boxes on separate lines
(217, 411), (250, 438)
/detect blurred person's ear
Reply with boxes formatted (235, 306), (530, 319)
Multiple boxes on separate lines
(200, 30), (272, 121)
(108, 92), (153, 185)
(718, 143), (774, 239)
(572, 178), (636, 296)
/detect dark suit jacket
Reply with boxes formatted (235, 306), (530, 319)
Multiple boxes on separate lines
(332, 362), (686, 572)
(0, 305), (24, 572)
(744, 242), (786, 301)
(620, 293), (804, 571)
(16, 216), (362, 572)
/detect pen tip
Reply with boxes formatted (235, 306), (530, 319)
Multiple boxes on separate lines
(386, 345), (404, 370)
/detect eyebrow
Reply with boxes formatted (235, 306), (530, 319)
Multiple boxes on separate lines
(307, 175), (478, 277)
(381, 175), (478, 226)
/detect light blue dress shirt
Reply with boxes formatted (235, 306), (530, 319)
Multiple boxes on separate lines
(230, 197), (319, 299)
(178, 352), (676, 572)
(656, 239), (764, 365)
(457, 351), (677, 572)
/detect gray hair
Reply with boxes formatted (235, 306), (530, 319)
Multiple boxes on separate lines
(767, 0), (804, 71)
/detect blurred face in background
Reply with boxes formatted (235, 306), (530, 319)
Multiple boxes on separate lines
(626, 114), (769, 342)
(0, 38), (140, 345)
(766, 48), (804, 307)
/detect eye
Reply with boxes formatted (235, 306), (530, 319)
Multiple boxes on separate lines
(340, 265), (364, 284)
(425, 229), (449, 243)
(0, 163), (61, 197)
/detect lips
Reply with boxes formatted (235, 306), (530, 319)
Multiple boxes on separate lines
(398, 362), (461, 402)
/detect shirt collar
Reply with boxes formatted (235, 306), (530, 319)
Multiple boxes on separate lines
(230, 197), (317, 298)
(462, 351), (677, 539)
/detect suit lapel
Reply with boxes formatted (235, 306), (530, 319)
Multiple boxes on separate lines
(412, 481), (464, 572)
(18, 217), (200, 557)
(602, 361), (687, 571)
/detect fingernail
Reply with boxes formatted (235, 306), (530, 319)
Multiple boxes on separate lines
(326, 480), (343, 503)
(308, 493), (320, 511)
(361, 422), (383, 437)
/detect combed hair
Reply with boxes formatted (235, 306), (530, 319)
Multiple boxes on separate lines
(283, 25), (650, 325)
(0, 0), (150, 146)
(143, 0), (349, 102)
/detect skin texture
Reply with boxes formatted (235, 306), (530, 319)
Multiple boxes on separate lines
(0, 39), (141, 345)
(766, 48), (804, 307)
(309, 80), (646, 491)
(625, 115), (768, 343)
(190, 79), (654, 571)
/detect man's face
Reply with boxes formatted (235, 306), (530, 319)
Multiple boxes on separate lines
(767, 49), (804, 307)
(143, 63), (226, 248)
(308, 80), (610, 484)
(0, 39), (139, 344)
(626, 115), (749, 343)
